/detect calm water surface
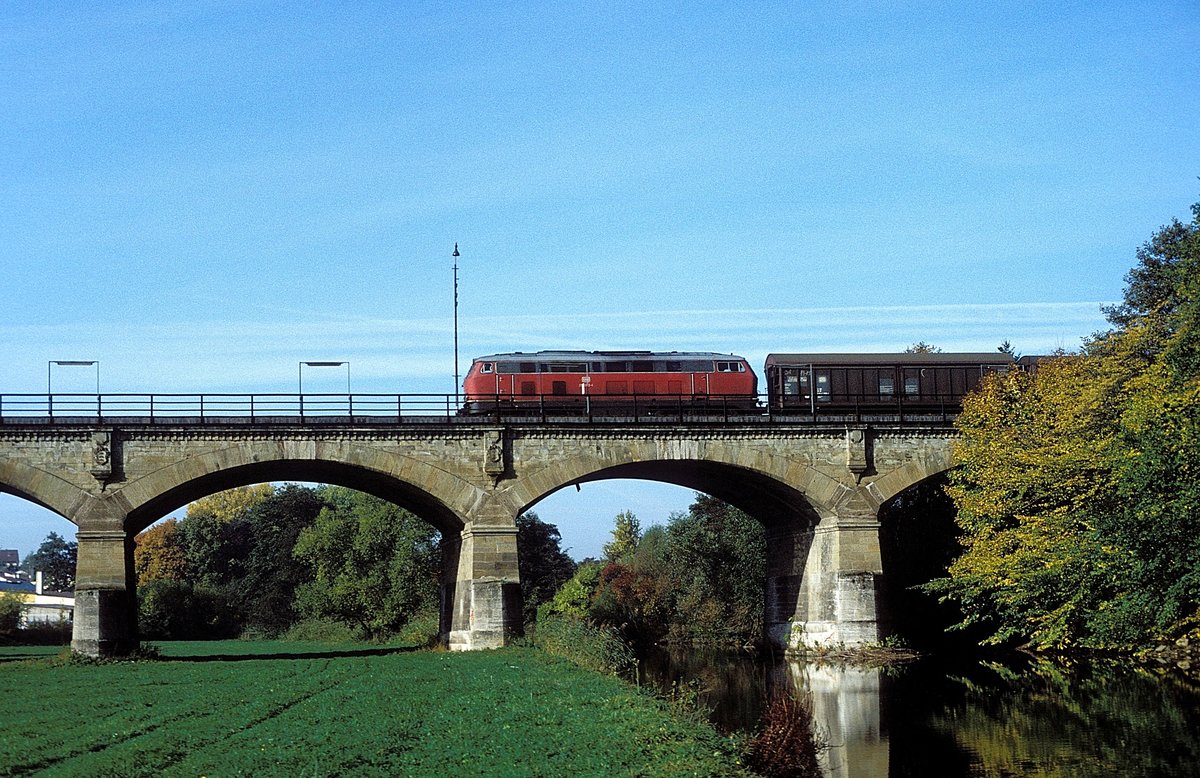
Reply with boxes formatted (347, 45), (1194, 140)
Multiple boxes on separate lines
(639, 647), (1200, 778)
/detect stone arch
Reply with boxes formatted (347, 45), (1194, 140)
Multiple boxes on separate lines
(876, 469), (961, 647)
(113, 444), (473, 535)
(864, 443), (956, 508)
(0, 459), (92, 523)
(503, 452), (832, 653)
(503, 447), (824, 529)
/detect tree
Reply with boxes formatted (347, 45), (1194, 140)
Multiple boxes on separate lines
(0, 593), (22, 633)
(134, 519), (188, 585)
(235, 484), (328, 635)
(663, 495), (766, 643)
(185, 484), (273, 523)
(539, 561), (603, 621)
(591, 525), (676, 644)
(516, 512), (576, 624)
(293, 488), (440, 640)
(906, 342), (942, 353)
(603, 510), (641, 561)
(21, 532), (77, 591)
(930, 200), (1200, 649)
(1102, 202), (1200, 333)
(997, 340), (1021, 360)
(925, 354), (1132, 648)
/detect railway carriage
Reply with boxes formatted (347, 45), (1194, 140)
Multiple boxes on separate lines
(764, 352), (1016, 416)
(461, 350), (758, 414)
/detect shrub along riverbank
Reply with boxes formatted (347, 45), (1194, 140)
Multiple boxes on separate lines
(0, 640), (756, 777)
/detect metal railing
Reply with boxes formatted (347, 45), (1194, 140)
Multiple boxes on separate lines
(0, 392), (962, 425)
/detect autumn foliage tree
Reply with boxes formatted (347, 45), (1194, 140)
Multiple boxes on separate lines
(134, 519), (188, 584)
(931, 201), (1200, 649)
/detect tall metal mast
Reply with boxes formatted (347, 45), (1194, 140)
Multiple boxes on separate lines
(452, 242), (461, 401)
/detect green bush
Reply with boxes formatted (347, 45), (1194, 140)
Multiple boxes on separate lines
(528, 614), (636, 677)
(138, 580), (241, 640)
(0, 593), (22, 634)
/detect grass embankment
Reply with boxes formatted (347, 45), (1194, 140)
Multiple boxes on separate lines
(0, 641), (753, 777)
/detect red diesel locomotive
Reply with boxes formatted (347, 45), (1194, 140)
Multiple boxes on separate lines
(461, 350), (758, 413)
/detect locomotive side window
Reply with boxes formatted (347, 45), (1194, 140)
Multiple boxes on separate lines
(631, 361), (654, 372)
(480, 362), (494, 374)
(520, 362), (536, 373)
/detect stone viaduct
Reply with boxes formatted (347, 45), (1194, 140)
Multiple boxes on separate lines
(0, 418), (956, 656)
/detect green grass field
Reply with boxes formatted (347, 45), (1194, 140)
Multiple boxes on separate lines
(0, 641), (752, 777)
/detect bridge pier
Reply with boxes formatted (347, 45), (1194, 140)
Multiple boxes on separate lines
(443, 500), (523, 650)
(766, 507), (884, 652)
(72, 528), (139, 658)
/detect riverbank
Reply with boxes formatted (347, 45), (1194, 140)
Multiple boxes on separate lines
(0, 641), (754, 777)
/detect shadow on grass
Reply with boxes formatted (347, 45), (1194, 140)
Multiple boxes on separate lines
(158, 645), (426, 663)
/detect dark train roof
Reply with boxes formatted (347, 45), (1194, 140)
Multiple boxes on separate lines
(473, 351), (749, 362)
(765, 352), (1015, 367)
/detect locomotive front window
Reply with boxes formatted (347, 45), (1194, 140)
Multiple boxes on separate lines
(480, 362), (494, 374)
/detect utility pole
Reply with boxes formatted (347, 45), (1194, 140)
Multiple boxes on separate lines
(452, 242), (461, 402)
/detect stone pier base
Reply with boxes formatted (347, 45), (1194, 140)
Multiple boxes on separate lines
(72, 588), (138, 658)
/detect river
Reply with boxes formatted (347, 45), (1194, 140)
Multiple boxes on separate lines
(638, 647), (1200, 777)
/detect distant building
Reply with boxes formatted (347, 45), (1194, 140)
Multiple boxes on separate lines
(0, 571), (74, 626)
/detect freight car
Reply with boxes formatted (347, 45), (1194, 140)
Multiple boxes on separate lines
(764, 352), (1017, 418)
(461, 350), (758, 414)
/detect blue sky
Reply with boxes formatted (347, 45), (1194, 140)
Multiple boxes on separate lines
(2, 1), (1197, 560)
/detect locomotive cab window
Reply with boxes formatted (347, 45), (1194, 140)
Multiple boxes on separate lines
(480, 362), (494, 374)
(716, 361), (744, 372)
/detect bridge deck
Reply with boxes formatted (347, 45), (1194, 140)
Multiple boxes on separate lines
(0, 393), (960, 426)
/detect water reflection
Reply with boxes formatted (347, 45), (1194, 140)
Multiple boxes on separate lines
(639, 648), (1200, 778)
